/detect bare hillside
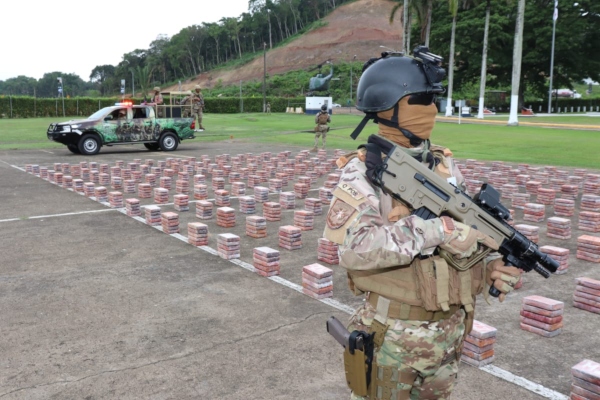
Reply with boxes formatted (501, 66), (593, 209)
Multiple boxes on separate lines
(169, 0), (403, 92)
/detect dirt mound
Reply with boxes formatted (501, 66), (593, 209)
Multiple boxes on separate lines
(169, 0), (402, 93)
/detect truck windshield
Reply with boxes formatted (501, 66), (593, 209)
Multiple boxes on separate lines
(88, 108), (112, 120)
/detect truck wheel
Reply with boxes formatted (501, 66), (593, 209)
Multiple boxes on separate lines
(144, 143), (160, 151)
(78, 134), (101, 155)
(67, 144), (81, 154)
(159, 133), (178, 151)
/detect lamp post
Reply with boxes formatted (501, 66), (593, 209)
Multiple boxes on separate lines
(263, 42), (267, 112)
(267, 9), (272, 50)
(131, 70), (135, 98)
(350, 54), (356, 106)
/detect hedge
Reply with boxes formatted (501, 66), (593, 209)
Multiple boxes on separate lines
(0, 96), (306, 118)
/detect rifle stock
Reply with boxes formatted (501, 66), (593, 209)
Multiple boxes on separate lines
(364, 135), (559, 297)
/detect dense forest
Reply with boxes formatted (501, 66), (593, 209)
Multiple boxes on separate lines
(1, 0), (599, 103)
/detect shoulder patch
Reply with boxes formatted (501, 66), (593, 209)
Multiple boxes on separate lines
(326, 199), (356, 230)
(337, 182), (364, 201)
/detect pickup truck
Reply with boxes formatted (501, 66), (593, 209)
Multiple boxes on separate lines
(47, 102), (196, 155)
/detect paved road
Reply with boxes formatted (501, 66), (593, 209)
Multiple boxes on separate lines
(1, 142), (597, 399)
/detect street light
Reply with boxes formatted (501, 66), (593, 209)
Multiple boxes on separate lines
(350, 54), (356, 106)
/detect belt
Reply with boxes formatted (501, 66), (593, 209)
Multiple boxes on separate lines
(368, 293), (461, 321)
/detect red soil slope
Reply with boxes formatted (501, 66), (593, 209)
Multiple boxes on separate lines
(168, 0), (403, 92)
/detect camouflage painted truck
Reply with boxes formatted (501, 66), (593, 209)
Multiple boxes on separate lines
(47, 98), (196, 155)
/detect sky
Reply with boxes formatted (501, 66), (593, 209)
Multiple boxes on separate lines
(0, 0), (251, 82)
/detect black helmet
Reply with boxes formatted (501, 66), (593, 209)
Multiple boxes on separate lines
(356, 46), (446, 113)
(321, 104), (327, 111)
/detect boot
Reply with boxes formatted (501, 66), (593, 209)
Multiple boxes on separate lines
(310, 146), (318, 152)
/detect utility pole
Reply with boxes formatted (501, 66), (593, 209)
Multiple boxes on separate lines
(350, 55), (356, 106)
(131, 70), (135, 98)
(263, 42), (267, 113)
(240, 80), (243, 113)
(548, 0), (558, 113)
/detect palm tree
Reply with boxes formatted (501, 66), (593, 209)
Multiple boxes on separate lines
(445, 0), (459, 117)
(507, 0), (525, 126)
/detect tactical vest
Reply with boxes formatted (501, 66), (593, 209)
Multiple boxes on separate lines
(331, 149), (485, 316)
(317, 112), (329, 124)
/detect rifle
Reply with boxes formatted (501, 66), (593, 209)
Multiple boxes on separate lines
(326, 316), (374, 396)
(361, 135), (559, 297)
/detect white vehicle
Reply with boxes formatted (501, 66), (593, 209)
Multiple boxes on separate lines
(332, 103), (341, 108)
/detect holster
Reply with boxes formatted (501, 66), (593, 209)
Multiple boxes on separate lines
(343, 347), (369, 396)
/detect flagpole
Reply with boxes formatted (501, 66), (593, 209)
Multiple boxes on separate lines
(547, 0), (558, 114)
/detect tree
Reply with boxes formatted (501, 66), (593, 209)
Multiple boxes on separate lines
(445, 0), (459, 116)
(90, 65), (116, 96)
(507, 0), (525, 126)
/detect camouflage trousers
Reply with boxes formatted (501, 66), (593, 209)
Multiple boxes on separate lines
(314, 124), (328, 148)
(192, 108), (204, 129)
(347, 302), (466, 400)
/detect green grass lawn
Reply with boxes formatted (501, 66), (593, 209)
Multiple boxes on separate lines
(1, 113), (599, 170)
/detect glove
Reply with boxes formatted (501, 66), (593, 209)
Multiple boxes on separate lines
(486, 258), (522, 302)
(439, 216), (499, 259)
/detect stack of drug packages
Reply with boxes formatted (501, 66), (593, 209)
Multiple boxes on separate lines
(217, 233), (240, 260)
(546, 217), (572, 240)
(196, 201), (213, 220)
(579, 212), (600, 233)
(125, 198), (141, 217)
(174, 194), (189, 212)
(214, 189), (231, 207)
(138, 183), (152, 198)
(570, 359), (600, 400)
(175, 179), (190, 195)
(554, 198), (575, 217)
(581, 195), (600, 212)
(161, 212), (180, 234)
(246, 216), (267, 238)
(94, 187), (108, 202)
(280, 192), (296, 210)
(302, 263), (333, 299)
(520, 295), (564, 337)
(539, 245), (570, 275)
(216, 207), (236, 228)
(145, 206), (162, 226)
(263, 202), (282, 221)
(194, 184), (208, 200)
(154, 188), (169, 204)
(574, 277), (600, 315)
(252, 247), (280, 277)
(293, 210), (314, 231)
(304, 198), (322, 216)
(293, 182), (309, 199)
(239, 196), (256, 214)
(108, 191), (123, 208)
(187, 222), (209, 247)
(523, 203), (545, 223)
(577, 235), (600, 263)
(317, 238), (340, 265)
(231, 182), (246, 196)
(278, 225), (302, 250)
(254, 186), (269, 203)
(461, 320), (497, 367)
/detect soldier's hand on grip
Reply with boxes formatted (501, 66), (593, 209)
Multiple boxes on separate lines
(485, 258), (522, 302)
(439, 216), (499, 259)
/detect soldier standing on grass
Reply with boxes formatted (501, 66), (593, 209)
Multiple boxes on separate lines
(191, 85), (205, 132)
(323, 48), (522, 399)
(312, 104), (330, 152)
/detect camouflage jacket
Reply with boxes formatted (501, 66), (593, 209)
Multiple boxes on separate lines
(315, 111), (330, 125)
(324, 144), (468, 272)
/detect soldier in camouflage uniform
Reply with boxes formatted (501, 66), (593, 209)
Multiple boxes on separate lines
(148, 87), (164, 118)
(191, 85), (205, 131)
(312, 104), (330, 152)
(323, 49), (522, 400)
